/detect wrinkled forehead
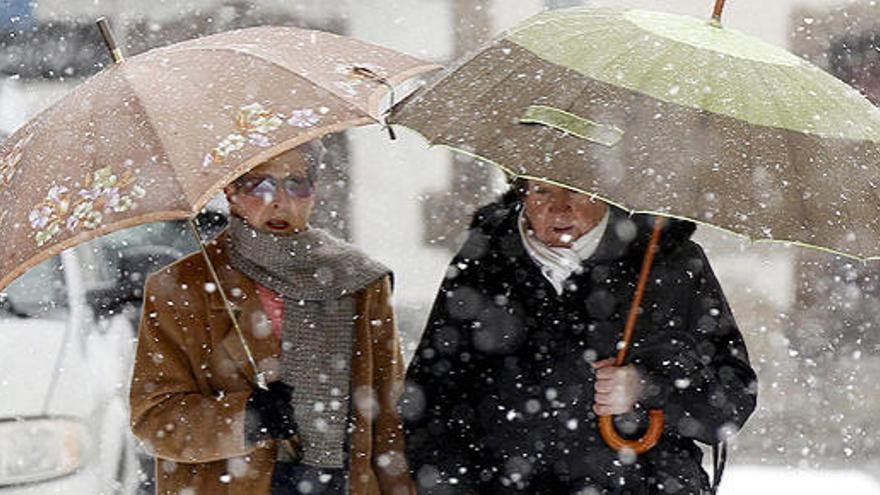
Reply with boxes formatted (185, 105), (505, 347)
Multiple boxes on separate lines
(525, 179), (574, 196)
(522, 179), (607, 211)
(247, 148), (309, 178)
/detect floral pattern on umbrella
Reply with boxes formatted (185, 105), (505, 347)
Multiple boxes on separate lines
(288, 108), (326, 128)
(203, 102), (327, 167)
(29, 166), (146, 246)
(0, 24), (441, 297)
(0, 134), (34, 189)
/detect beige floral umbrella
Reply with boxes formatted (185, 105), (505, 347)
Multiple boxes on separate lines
(0, 24), (439, 293)
(0, 26), (438, 445)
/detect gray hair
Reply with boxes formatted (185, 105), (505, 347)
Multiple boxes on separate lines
(295, 138), (326, 185)
(231, 138), (327, 190)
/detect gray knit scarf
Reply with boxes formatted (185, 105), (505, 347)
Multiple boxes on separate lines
(227, 216), (390, 468)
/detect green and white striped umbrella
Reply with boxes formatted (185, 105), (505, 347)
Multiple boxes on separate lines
(392, 4), (880, 260)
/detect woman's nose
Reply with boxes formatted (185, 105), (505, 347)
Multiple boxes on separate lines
(272, 196), (290, 209)
(548, 196), (572, 213)
(270, 189), (290, 209)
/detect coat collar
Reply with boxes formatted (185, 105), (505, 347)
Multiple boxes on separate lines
(202, 229), (281, 384)
(472, 192), (697, 270)
(587, 206), (639, 265)
(496, 205), (693, 268)
(489, 204), (635, 267)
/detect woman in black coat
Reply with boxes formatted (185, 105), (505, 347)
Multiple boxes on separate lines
(402, 182), (757, 495)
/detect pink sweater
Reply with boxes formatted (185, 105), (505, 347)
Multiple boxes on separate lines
(254, 283), (284, 341)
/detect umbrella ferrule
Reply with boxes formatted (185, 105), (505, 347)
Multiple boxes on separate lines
(711, 0), (726, 26)
(110, 48), (124, 64)
(96, 17), (125, 64)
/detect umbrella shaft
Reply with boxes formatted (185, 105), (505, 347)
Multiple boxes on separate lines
(186, 218), (264, 385)
(615, 216), (664, 366)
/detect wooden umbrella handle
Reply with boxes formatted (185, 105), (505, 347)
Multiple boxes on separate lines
(598, 410), (664, 454)
(598, 216), (665, 454)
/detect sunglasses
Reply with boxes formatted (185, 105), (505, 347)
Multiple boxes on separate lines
(235, 174), (314, 199)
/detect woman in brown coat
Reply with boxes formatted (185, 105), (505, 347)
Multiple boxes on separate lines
(129, 141), (415, 495)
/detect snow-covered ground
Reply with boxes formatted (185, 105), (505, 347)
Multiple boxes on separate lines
(721, 466), (880, 494)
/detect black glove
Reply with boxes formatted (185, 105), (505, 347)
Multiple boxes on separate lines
(245, 381), (299, 445)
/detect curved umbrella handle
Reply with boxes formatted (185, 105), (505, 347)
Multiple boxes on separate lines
(599, 409), (664, 454)
(598, 216), (666, 454)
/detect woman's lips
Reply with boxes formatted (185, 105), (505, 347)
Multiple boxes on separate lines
(265, 219), (291, 230)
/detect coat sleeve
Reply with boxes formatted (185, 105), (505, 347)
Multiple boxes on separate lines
(632, 244), (758, 446)
(401, 271), (486, 495)
(129, 274), (253, 463)
(367, 276), (418, 495)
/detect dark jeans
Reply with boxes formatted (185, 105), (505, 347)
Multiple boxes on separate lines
(271, 462), (346, 495)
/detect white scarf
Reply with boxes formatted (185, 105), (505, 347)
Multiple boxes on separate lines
(519, 209), (609, 295)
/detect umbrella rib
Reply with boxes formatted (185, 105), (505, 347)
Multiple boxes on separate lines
(528, 21), (623, 56)
(418, 58), (529, 148)
(759, 62), (815, 241)
(617, 38), (712, 212)
(529, 21), (668, 120)
(413, 37), (518, 101)
(160, 45), (380, 118)
(119, 70), (193, 208)
(407, 55), (547, 170)
(794, 64), (865, 138)
(511, 10), (623, 44)
(440, 43), (529, 113)
(789, 66), (880, 254)
(505, 28), (693, 195)
(771, 61), (880, 255)
(533, 52), (646, 176)
(624, 34), (807, 244)
(524, 23), (633, 79)
(452, 72), (542, 160)
(586, 24), (696, 110)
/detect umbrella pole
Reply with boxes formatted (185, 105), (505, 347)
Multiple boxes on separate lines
(97, 14), (294, 456)
(598, 215), (666, 455)
(95, 16), (269, 390)
(187, 218), (303, 462)
(186, 218), (269, 390)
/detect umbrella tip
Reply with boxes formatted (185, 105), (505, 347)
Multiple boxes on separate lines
(96, 17), (125, 64)
(710, 0), (726, 26)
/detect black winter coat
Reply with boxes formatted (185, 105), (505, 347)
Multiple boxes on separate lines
(402, 194), (757, 495)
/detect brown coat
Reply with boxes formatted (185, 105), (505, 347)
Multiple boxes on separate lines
(129, 231), (415, 495)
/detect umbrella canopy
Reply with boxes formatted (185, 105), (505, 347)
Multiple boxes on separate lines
(0, 25), (439, 292)
(392, 6), (880, 260)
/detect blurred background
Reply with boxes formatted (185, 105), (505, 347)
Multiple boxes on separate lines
(1, 0), (879, 493)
